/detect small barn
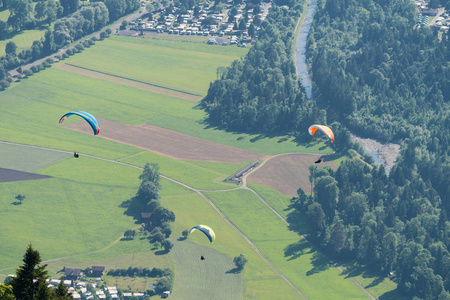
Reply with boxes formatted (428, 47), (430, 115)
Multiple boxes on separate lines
(91, 266), (105, 276)
(64, 267), (82, 281)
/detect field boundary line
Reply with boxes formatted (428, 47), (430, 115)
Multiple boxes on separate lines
(53, 63), (200, 102)
(64, 63), (203, 97)
(0, 141), (307, 298)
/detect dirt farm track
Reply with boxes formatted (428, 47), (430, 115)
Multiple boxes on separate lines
(64, 119), (337, 196)
(64, 119), (269, 163)
(248, 153), (337, 196)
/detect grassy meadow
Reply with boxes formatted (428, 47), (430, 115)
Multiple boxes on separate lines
(0, 34), (398, 299)
(61, 35), (249, 96)
(204, 189), (372, 299)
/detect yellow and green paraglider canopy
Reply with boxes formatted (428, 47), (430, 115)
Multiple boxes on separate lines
(189, 225), (215, 243)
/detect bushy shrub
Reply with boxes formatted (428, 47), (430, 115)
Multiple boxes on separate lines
(0, 79), (10, 90)
(23, 69), (33, 77)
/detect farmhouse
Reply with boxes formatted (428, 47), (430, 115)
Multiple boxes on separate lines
(91, 266), (105, 276)
(64, 267), (83, 281)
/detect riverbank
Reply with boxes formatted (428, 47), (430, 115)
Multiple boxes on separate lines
(350, 134), (401, 173)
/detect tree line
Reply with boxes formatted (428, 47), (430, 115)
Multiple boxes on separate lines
(123, 163), (176, 252)
(0, 0), (140, 88)
(106, 267), (172, 278)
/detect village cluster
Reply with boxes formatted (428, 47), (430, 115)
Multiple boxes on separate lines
(122, 0), (271, 46)
(6, 266), (164, 299)
(414, 0), (450, 32)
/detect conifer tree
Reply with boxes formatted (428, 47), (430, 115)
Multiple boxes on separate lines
(10, 244), (49, 300)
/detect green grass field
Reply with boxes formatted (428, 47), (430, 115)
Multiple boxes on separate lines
(204, 189), (372, 299)
(0, 155), (143, 269)
(160, 181), (301, 299)
(62, 35), (248, 96)
(0, 9), (9, 22)
(0, 34), (399, 299)
(0, 142), (71, 172)
(0, 27), (50, 57)
(246, 183), (400, 298)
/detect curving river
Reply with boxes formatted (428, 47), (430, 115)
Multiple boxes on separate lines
(294, 0), (401, 173)
(295, 0), (318, 100)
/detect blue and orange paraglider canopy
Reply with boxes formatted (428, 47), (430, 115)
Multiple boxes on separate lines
(59, 111), (100, 135)
(308, 124), (334, 142)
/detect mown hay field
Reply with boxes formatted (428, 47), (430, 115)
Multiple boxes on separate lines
(61, 35), (249, 96)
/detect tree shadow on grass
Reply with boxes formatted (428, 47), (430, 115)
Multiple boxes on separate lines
(197, 115), (315, 146)
(155, 250), (169, 255)
(344, 263), (390, 291)
(283, 240), (310, 261)
(378, 289), (408, 300)
(286, 209), (310, 236)
(306, 251), (332, 276)
(119, 197), (142, 224)
(226, 267), (242, 274)
(11, 201), (22, 205)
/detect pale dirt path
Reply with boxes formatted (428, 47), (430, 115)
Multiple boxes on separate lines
(0, 141), (307, 299)
(0, 141), (375, 299)
(0, 225), (140, 274)
(240, 153), (376, 300)
(53, 63), (202, 102)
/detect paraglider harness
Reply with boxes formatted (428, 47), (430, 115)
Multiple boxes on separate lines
(74, 152), (79, 158)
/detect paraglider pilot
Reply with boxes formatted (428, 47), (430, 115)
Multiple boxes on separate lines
(74, 152), (79, 158)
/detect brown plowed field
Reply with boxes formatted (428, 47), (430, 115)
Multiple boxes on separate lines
(64, 119), (268, 163)
(248, 154), (338, 196)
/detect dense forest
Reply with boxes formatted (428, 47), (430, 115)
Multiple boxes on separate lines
(287, 0), (450, 299)
(306, 0), (449, 143)
(200, 0), (323, 137)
